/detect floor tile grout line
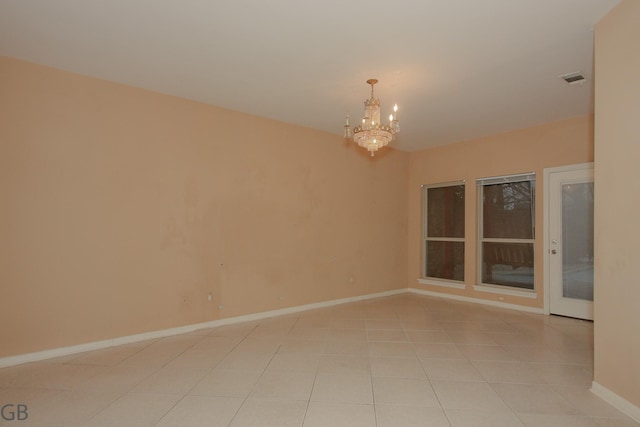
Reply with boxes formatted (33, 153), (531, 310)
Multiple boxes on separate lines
(300, 356), (321, 427)
(152, 322), (263, 427)
(221, 338), (285, 427)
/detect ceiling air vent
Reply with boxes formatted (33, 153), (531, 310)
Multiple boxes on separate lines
(559, 72), (586, 85)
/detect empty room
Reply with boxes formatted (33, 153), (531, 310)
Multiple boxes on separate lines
(0, 0), (638, 426)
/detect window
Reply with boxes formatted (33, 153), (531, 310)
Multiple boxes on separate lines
(422, 182), (465, 282)
(478, 173), (535, 290)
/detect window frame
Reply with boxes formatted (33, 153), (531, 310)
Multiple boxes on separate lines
(476, 173), (536, 295)
(419, 180), (466, 287)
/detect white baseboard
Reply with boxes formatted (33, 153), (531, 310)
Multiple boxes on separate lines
(408, 287), (545, 314)
(0, 288), (406, 369)
(416, 278), (466, 289)
(591, 381), (640, 423)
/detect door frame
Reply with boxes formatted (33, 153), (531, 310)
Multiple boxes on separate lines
(543, 162), (594, 316)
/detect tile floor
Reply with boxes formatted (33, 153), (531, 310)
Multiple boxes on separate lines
(0, 293), (638, 427)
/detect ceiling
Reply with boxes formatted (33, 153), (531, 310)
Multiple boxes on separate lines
(0, 0), (620, 152)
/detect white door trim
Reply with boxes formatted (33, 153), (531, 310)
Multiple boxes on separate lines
(543, 162), (594, 316)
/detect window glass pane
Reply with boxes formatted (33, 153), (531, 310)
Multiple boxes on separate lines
(482, 242), (534, 289)
(427, 185), (465, 238)
(425, 241), (464, 281)
(562, 182), (594, 301)
(482, 181), (534, 239)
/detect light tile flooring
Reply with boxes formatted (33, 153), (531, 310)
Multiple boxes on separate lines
(1, 294), (638, 427)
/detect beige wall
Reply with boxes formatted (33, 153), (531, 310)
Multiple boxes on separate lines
(408, 116), (593, 308)
(594, 0), (640, 409)
(0, 50), (617, 368)
(0, 57), (409, 357)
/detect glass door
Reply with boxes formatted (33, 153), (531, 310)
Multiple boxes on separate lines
(548, 165), (594, 320)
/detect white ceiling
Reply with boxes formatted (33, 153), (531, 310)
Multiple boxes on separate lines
(0, 0), (620, 151)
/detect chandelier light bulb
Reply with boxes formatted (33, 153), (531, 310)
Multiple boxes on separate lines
(343, 115), (352, 138)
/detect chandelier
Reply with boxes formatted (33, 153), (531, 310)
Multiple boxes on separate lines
(344, 79), (400, 156)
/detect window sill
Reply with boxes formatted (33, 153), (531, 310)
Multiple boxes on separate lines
(417, 278), (466, 290)
(472, 284), (537, 299)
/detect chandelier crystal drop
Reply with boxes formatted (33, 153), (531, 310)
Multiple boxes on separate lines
(344, 79), (400, 156)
